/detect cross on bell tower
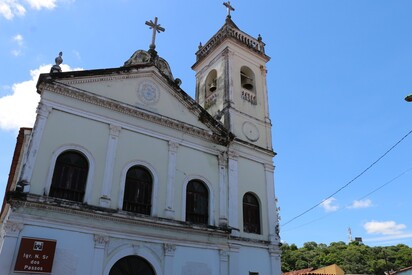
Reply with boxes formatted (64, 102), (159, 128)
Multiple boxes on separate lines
(192, 2), (272, 150)
(145, 17), (165, 51)
(223, 1), (235, 17)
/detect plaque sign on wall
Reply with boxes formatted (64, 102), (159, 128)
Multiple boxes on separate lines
(14, 237), (57, 273)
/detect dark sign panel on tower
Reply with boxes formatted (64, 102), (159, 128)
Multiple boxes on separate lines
(14, 237), (57, 273)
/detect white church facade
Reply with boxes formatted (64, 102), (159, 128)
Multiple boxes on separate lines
(0, 6), (281, 275)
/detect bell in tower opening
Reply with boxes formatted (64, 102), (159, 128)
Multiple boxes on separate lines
(241, 66), (255, 91)
(205, 69), (218, 95)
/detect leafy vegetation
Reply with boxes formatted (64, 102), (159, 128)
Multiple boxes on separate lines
(281, 241), (412, 275)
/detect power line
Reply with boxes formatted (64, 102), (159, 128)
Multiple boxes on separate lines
(281, 129), (412, 227)
(282, 166), (412, 232)
(357, 167), (412, 200)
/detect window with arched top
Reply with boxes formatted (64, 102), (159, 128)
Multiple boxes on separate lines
(49, 151), (89, 202)
(243, 192), (261, 234)
(240, 66), (257, 105)
(240, 66), (255, 91)
(186, 180), (209, 224)
(205, 70), (217, 95)
(122, 166), (152, 215)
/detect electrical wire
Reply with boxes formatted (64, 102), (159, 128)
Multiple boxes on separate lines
(282, 166), (412, 232)
(281, 129), (412, 227)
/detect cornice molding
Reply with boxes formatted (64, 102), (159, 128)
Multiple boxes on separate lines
(60, 73), (143, 85)
(10, 199), (230, 237)
(194, 18), (269, 65)
(38, 82), (228, 145)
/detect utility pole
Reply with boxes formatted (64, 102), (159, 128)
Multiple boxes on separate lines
(383, 250), (391, 275)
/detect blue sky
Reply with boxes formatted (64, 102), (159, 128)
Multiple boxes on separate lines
(1, 0), (412, 248)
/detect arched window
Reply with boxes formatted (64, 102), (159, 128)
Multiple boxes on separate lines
(243, 192), (261, 234)
(205, 69), (218, 97)
(186, 180), (208, 224)
(109, 255), (155, 275)
(240, 66), (257, 105)
(122, 166), (152, 215)
(49, 151), (89, 202)
(240, 66), (255, 92)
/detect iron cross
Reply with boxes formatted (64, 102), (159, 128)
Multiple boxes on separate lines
(223, 1), (235, 17)
(145, 17), (165, 50)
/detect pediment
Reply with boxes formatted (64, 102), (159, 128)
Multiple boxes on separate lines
(37, 67), (231, 144)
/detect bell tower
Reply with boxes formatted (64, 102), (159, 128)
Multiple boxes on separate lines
(192, 7), (272, 150)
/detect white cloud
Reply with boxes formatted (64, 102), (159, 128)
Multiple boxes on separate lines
(0, 3), (13, 19)
(363, 232), (412, 245)
(364, 220), (406, 235)
(320, 197), (339, 212)
(362, 220), (412, 246)
(0, 0), (26, 20)
(347, 199), (373, 209)
(11, 49), (22, 56)
(0, 64), (81, 132)
(72, 50), (81, 61)
(0, 0), (57, 20)
(25, 0), (56, 10)
(11, 34), (24, 56)
(13, 34), (23, 45)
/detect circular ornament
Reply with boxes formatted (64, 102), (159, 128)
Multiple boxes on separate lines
(137, 80), (160, 105)
(242, 121), (260, 142)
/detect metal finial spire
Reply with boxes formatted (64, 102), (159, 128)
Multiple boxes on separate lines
(223, 1), (235, 17)
(145, 17), (165, 50)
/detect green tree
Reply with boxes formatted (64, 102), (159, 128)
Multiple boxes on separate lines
(281, 241), (412, 275)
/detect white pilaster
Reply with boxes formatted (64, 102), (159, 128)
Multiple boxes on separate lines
(165, 141), (179, 219)
(228, 150), (239, 235)
(92, 234), (109, 275)
(19, 103), (52, 191)
(163, 243), (176, 275)
(228, 244), (240, 275)
(261, 65), (273, 149)
(264, 163), (277, 243)
(219, 249), (229, 275)
(269, 245), (282, 275)
(0, 221), (23, 273)
(218, 152), (228, 226)
(100, 125), (121, 207)
(223, 48), (234, 104)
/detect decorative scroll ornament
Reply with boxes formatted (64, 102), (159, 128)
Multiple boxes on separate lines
(4, 221), (23, 235)
(94, 234), (109, 248)
(164, 243), (176, 256)
(123, 50), (175, 82)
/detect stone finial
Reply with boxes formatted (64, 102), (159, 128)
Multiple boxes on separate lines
(50, 52), (63, 73)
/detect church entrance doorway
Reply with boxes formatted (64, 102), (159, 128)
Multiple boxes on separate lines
(109, 255), (156, 275)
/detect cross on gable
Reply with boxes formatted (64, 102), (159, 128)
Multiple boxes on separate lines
(223, 1), (235, 17)
(145, 17), (165, 50)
